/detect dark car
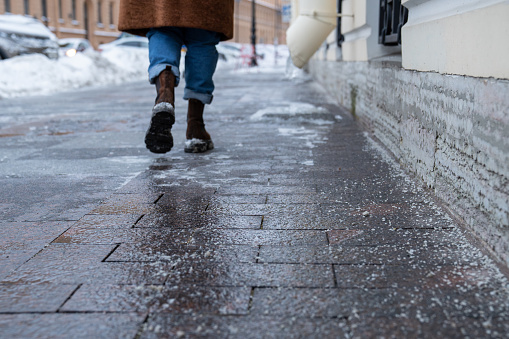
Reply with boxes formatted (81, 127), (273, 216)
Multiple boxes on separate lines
(0, 14), (59, 60)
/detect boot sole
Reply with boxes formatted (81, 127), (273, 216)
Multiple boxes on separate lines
(184, 139), (214, 153)
(145, 105), (175, 154)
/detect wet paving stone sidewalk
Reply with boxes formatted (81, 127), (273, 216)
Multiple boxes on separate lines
(0, 67), (508, 338)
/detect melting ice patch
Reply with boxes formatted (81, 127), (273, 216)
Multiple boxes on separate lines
(107, 156), (152, 165)
(278, 127), (324, 149)
(153, 167), (220, 189)
(117, 171), (143, 189)
(250, 102), (330, 122)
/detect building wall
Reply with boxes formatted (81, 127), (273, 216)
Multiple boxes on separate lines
(402, 0), (509, 79)
(234, 0), (289, 45)
(341, 0), (400, 62)
(1, 0), (288, 48)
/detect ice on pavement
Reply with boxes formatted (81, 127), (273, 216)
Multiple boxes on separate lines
(250, 102), (329, 121)
(0, 43), (289, 99)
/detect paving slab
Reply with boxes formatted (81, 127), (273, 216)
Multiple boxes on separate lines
(0, 313), (145, 339)
(135, 214), (263, 229)
(0, 283), (77, 313)
(140, 314), (350, 339)
(60, 284), (251, 314)
(106, 244), (258, 264)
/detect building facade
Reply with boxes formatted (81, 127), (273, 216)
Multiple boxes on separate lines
(234, 0), (289, 45)
(0, 0), (289, 48)
(298, 0), (509, 265)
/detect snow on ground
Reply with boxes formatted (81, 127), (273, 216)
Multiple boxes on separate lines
(0, 48), (149, 99)
(0, 43), (291, 99)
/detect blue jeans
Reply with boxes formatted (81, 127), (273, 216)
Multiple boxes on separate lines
(147, 27), (221, 105)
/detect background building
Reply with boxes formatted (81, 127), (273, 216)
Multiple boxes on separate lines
(234, 0), (289, 45)
(0, 0), (289, 48)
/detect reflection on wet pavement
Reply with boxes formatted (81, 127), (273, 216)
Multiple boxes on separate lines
(0, 71), (508, 338)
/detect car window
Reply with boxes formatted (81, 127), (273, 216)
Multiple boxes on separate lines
(120, 41), (139, 47)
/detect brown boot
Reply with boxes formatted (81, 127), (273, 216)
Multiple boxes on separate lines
(184, 99), (214, 153)
(145, 66), (176, 154)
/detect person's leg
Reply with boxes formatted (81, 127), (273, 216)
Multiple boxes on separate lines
(182, 28), (221, 153)
(182, 28), (221, 103)
(147, 27), (184, 84)
(144, 27), (184, 154)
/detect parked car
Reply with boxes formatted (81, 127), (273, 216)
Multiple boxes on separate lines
(59, 38), (93, 57)
(0, 14), (59, 60)
(98, 36), (148, 52)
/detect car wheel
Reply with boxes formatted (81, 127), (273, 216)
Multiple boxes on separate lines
(0, 49), (7, 60)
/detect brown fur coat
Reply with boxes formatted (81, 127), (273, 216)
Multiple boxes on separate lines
(118, 0), (234, 41)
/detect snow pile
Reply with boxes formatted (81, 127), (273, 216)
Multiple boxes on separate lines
(0, 48), (149, 99)
(0, 43), (290, 99)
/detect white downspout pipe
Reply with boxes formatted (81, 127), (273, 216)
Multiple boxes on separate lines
(291, 0), (300, 24)
(286, 0), (341, 68)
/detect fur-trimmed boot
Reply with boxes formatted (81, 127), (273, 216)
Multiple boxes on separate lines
(184, 99), (214, 153)
(145, 66), (176, 154)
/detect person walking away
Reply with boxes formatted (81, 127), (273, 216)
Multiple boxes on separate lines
(118, 1), (234, 153)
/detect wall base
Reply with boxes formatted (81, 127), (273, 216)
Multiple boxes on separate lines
(308, 59), (509, 266)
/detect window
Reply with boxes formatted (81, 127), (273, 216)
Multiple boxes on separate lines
(97, 0), (102, 24)
(72, 0), (77, 20)
(24, 0), (29, 15)
(379, 0), (408, 46)
(58, 0), (62, 19)
(41, 0), (47, 20)
(4, 0), (10, 13)
(121, 41), (139, 47)
(109, 2), (114, 25)
(120, 41), (148, 48)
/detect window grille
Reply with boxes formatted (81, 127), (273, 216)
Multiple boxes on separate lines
(379, 0), (408, 46)
(337, 0), (344, 47)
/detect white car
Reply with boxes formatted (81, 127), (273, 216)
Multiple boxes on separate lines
(0, 14), (59, 60)
(216, 42), (241, 61)
(98, 37), (148, 52)
(59, 38), (93, 57)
